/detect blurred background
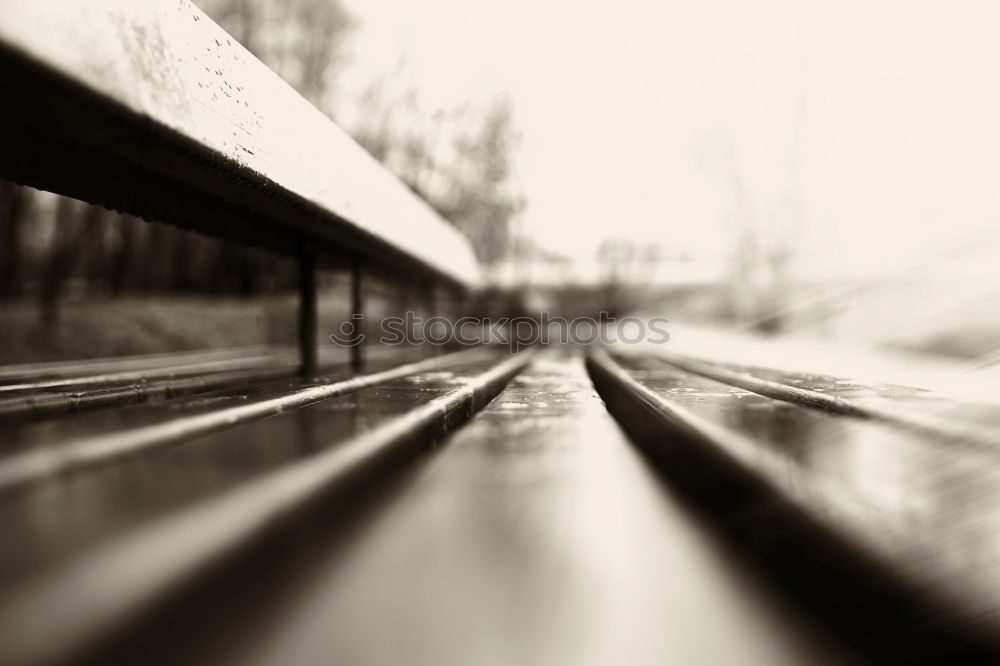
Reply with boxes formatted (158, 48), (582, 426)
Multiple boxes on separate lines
(3, 0), (1000, 368)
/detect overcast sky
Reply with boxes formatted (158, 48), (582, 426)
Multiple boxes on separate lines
(340, 0), (1000, 279)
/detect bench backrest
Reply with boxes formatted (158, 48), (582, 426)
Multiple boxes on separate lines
(0, 0), (479, 289)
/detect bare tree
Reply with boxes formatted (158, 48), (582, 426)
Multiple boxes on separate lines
(198, 0), (353, 111)
(352, 85), (524, 271)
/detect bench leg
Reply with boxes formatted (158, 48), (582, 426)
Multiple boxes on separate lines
(298, 244), (318, 379)
(350, 255), (363, 373)
(425, 279), (440, 355)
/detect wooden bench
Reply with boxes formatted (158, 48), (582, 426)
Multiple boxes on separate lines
(0, 0), (479, 379)
(3, 2), (1000, 665)
(0, 4), (523, 663)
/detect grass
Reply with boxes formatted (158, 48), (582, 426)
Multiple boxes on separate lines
(0, 287), (403, 366)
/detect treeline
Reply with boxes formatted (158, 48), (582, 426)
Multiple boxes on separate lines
(0, 183), (296, 318)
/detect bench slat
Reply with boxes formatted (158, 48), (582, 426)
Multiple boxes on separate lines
(0, 347), (500, 496)
(0, 349), (529, 666)
(587, 348), (1000, 660)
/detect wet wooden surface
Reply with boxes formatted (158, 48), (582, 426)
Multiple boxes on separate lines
(0, 345), (433, 420)
(0, 348), (527, 665)
(2, 343), (1000, 663)
(592, 347), (1000, 660)
(0, 349), (503, 576)
(606, 350), (1000, 594)
(186, 352), (847, 666)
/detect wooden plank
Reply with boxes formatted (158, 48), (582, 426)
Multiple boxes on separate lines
(0, 348), (497, 496)
(587, 348), (1000, 661)
(0, 345), (428, 419)
(0, 346), (276, 384)
(0, 0), (479, 288)
(614, 345), (1000, 453)
(0, 350), (530, 666)
(203, 353), (846, 666)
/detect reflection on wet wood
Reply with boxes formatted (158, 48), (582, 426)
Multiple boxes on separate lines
(589, 347), (1000, 662)
(0, 345), (426, 420)
(619, 346), (1000, 451)
(0, 350), (529, 665)
(200, 353), (845, 666)
(2, 344), (997, 664)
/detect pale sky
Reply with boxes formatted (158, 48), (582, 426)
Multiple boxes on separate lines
(340, 0), (1000, 278)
